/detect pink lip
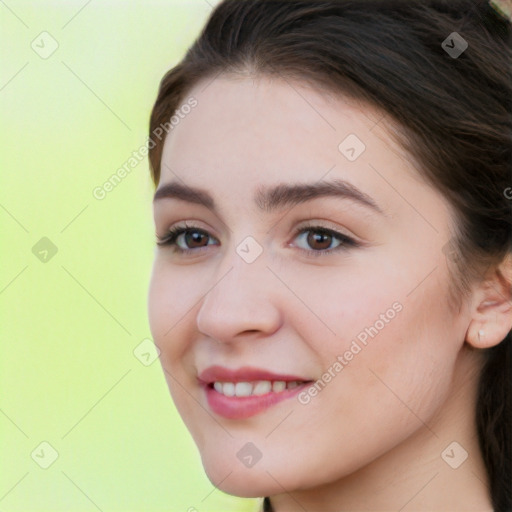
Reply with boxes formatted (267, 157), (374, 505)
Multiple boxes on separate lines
(198, 365), (313, 420)
(198, 365), (309, 384)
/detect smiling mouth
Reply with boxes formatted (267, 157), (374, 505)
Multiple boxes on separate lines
(202, 379), (314, 419)
(210, 379), (309, 397)
(197, 365), (315, 419)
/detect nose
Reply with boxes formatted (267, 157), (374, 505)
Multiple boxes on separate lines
(195, 249), (283, 343)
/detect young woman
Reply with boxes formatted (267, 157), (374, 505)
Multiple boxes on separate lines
(147, 1), (512, 510)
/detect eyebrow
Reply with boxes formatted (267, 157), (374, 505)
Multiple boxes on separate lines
(153, 179), (382, 214)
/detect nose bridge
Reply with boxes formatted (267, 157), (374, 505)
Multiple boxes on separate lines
(195, 240), (281, 340)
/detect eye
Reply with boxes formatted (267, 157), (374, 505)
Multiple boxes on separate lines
(156, 223), (218, 254)
(156, 223), (359, 257)
(292, 225), (359, 256)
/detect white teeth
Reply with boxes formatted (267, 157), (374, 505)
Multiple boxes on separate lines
(223, 382), (235, 397)
(235, 382), (253, 397)
(212, 380), (304, 397)
(253, 381), (272, 395)
(272, 381), (286, 392)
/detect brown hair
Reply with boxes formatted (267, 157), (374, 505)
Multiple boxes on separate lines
(148, 1), (512, 509)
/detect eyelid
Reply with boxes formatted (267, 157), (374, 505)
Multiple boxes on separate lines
(156, 219), (216, 240)
(291, 219), (361, 242)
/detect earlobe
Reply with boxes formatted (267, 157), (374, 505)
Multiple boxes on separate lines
(465, 258), (512, 349)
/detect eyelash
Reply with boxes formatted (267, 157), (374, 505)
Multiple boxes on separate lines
(156, 222), (359, 257)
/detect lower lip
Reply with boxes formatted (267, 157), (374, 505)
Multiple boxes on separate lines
(202, 382), (312, 419)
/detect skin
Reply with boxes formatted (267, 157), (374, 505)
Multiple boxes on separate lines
(148, 74), (512, 511)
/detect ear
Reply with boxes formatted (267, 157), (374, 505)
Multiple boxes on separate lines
(466, 255), (512, 349)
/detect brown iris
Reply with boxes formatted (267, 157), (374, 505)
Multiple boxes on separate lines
(307, 230), (333, 251)
(185, 230), (209, 248)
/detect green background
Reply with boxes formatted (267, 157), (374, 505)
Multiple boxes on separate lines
(0, 1), (260, 510)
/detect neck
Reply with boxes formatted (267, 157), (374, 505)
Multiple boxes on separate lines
(268, 347), (492, 512)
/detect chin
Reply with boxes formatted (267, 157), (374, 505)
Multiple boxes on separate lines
(202, 462), (273, 498)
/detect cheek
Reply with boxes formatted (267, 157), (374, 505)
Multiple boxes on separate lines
(319, 276), (460, 440)
(290, 265), (460, 464)
(148, 268), (203, 440)
(147, 261), (198, 353)
(147, 267), (173, 355)
(147, 261), (204, 408)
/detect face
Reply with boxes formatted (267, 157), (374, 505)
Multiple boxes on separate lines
(148, 75), (472, 497)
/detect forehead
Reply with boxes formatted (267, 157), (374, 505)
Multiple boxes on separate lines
(159, 75), (414, 205)
(165, 75), (396, 158)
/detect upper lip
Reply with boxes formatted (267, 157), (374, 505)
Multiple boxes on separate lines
(198, 365), (312, 384)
